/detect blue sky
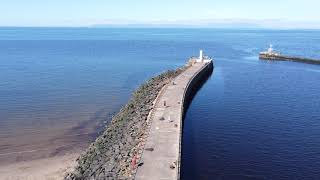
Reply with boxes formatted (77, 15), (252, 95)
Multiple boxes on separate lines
(0, 0), (319, 28)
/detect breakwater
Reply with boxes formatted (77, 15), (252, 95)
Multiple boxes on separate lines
(65, 59), (213, 180)
(134, 60), (213, 180)
(65, 66), (187, 180)
(259, 54), (320, 65)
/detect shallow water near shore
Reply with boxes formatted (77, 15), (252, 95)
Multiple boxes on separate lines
(1, 28), (320, 179)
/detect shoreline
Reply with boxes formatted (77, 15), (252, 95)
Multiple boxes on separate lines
(0, 111), (110, 180)
(0, 153), (78, 180)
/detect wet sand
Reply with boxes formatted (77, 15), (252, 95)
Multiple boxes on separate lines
(0, 153), (78, 180)
(0, 130), (89, 180)
(0, 110), (109, 180)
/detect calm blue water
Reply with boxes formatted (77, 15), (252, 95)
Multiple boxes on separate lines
(0, 28), (320, 179)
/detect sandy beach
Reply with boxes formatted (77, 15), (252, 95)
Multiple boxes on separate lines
(0, 122), (96, 180)
(0, 153), (78, 180)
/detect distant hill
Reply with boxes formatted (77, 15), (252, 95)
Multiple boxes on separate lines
(91, 19), (320, 29)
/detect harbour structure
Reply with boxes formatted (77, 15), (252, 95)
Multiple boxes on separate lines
(134, 50), (213, 180)
(64, 50), (213, 180)
(190, 49), (213, 63)
(259, 45), (320, 65)
(259, 44), (281, 58)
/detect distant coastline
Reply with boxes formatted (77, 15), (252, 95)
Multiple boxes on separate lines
(1, 26), (320, 31)
(2, 18), (320, 30)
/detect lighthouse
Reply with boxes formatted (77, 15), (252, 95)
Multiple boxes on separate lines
(199, 50), (203, 62)
(189, 49), (212, 64)
(268, 44), (274, 53)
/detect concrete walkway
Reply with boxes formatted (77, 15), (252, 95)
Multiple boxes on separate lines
(135, 62), (209, 180)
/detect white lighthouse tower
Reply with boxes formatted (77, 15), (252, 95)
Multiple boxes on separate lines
(199, 50), (204, 62)
(268, 44), (274, 53)
(189, 49), (212, 65)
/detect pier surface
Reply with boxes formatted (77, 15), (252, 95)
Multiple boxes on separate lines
(134, 60), (213, 180)
(259, 54), (320, 65)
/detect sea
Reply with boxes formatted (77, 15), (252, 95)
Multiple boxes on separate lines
(0, 28), (320, 179)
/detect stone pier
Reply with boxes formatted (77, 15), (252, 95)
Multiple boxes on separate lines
(134, 60), (213, 180)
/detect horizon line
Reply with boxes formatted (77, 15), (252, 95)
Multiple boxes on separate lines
(0, 26), (320, 31)
(1, 18), (320, 29)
